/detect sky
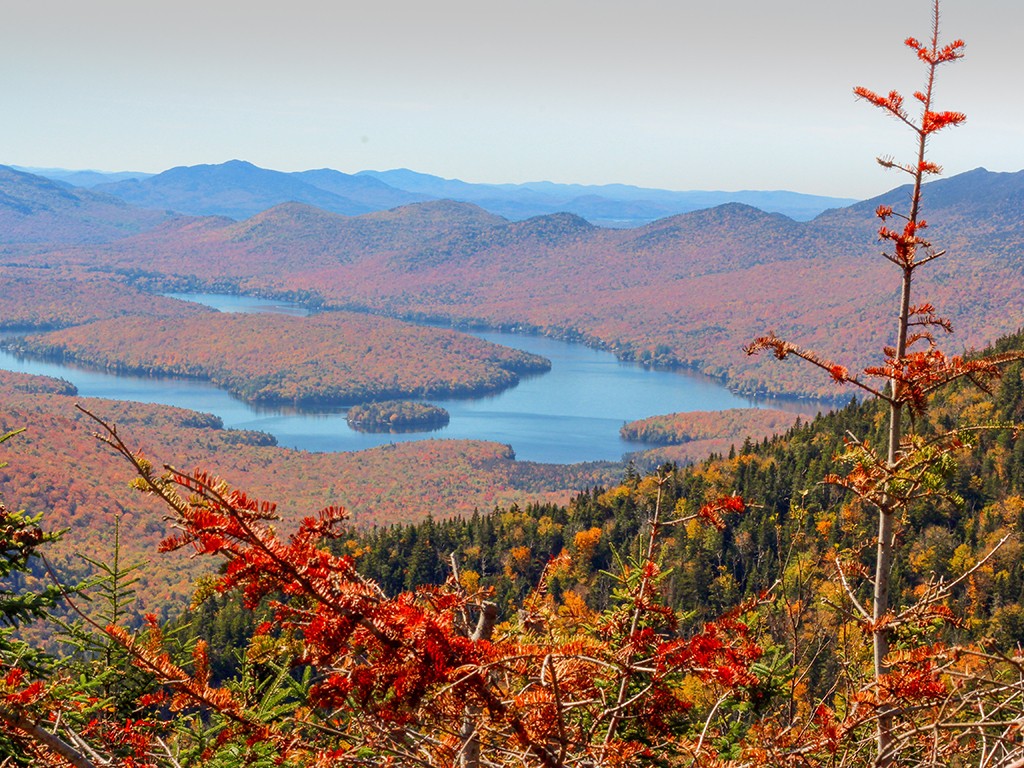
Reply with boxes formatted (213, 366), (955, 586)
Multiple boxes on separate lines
(1, 0), (1021, 200)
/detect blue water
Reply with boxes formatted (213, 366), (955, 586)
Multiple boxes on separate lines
(0, 293), (796, 464)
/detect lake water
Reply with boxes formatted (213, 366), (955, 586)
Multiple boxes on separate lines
(0, 293), (798, 463)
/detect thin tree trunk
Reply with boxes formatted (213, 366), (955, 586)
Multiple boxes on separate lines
(460, 601), (497, 768)
(873, 266), (912, 766)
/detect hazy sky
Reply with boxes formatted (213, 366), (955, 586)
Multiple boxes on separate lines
(2, 0), (1020, 198)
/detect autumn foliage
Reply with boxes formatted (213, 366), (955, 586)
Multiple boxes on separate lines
(50, 410), (762, 767)
(6, 2), (1024, 767)
(5, 311), (549, 407)
(747, 3), (1024, 766)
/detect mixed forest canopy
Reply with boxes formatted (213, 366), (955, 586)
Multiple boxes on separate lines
(345, 401), (450, 433)
(3, 311), (551, 407)
(2, 1), (1024, 765)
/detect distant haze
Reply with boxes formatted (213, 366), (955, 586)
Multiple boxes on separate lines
(1, 0), (1021, 199)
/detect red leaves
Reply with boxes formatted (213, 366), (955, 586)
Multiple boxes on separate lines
(3, 677), (44, 708)
(923, 109), (966, 133)
(698, 494), (745, 531)
(878, 218), (929, 267)
(656, 613), (763, 691)
(857, 14), (965, 157)
(906, 34), (965, 65)
(864, 342), (1007, 415)
(813, 704), (842, 752)
(854, 86), (907, 120)
(877, 646), (950, 704)
(80, 717), (159, 767)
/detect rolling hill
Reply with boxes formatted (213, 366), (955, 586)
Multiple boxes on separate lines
(356, 167), (857, 224)
(2, 165), (1021, 400)
(0, 165), (170, 244)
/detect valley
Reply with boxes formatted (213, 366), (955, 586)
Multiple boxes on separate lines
(0, 292), (797, 464)
(0, 153), (1017, 626)
(6, 164), (1021, 400)
(0, 145), (1020, 768)
(0, 164), (858, 613)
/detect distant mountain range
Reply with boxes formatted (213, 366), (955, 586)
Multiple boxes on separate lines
(4, 161), (1019, 399)
(12, 160), (856, 225)
(0, 165), (170, 244)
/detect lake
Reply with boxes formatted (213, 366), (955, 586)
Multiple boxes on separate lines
(0, 293), (802, 463)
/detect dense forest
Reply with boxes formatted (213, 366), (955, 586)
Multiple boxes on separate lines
(3, 311), (551, 406)
(346, 400), (450, 432)
(620, 408), (803, 446)
(323, 347), (1024, 639)
(0, 269), (212, 329)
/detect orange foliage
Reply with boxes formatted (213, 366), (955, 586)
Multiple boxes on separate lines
(0, 268), (210, 329)
(621, 407), (807, 446)
(0, 371), (615, 613)
(8, 311), (549, 406)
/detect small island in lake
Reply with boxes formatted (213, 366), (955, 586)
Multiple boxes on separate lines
(346, 401), (450, 433)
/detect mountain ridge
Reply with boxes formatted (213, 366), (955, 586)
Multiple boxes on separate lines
(4, 164), (1019, 399)
(3, 164), (1021, 400)
(0, 164), (170, 244)
(23, 160), (857, 225)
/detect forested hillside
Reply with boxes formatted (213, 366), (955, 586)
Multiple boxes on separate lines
(0, 165), (170, 244)
(0, 370), (619, 616)
(7, 166), (1021, 399)
(332, 340), (1024, 634)
(0, 269), (211, 329)
(4, 310), (550, 406)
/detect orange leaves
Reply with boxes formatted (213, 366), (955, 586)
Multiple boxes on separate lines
(922, 109), (967, 133)
(748, 318), (1019, 416)
(745, 332), (796, 362)
(1, 670), (44, 708)
(863, 343), (1011, 415)
(571, 526), (602, 559)
(873, 645), (951, 704)
(855, 2), (965, 219)
(829, 364), (849, 383)
(878, 218), (930, 268)
(905, 34), (965, 65)
(854, 86), (907, 121)
(105, 622), (247, 724)
(746, 333), (890, 401)
(698, 494), (745, 531)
